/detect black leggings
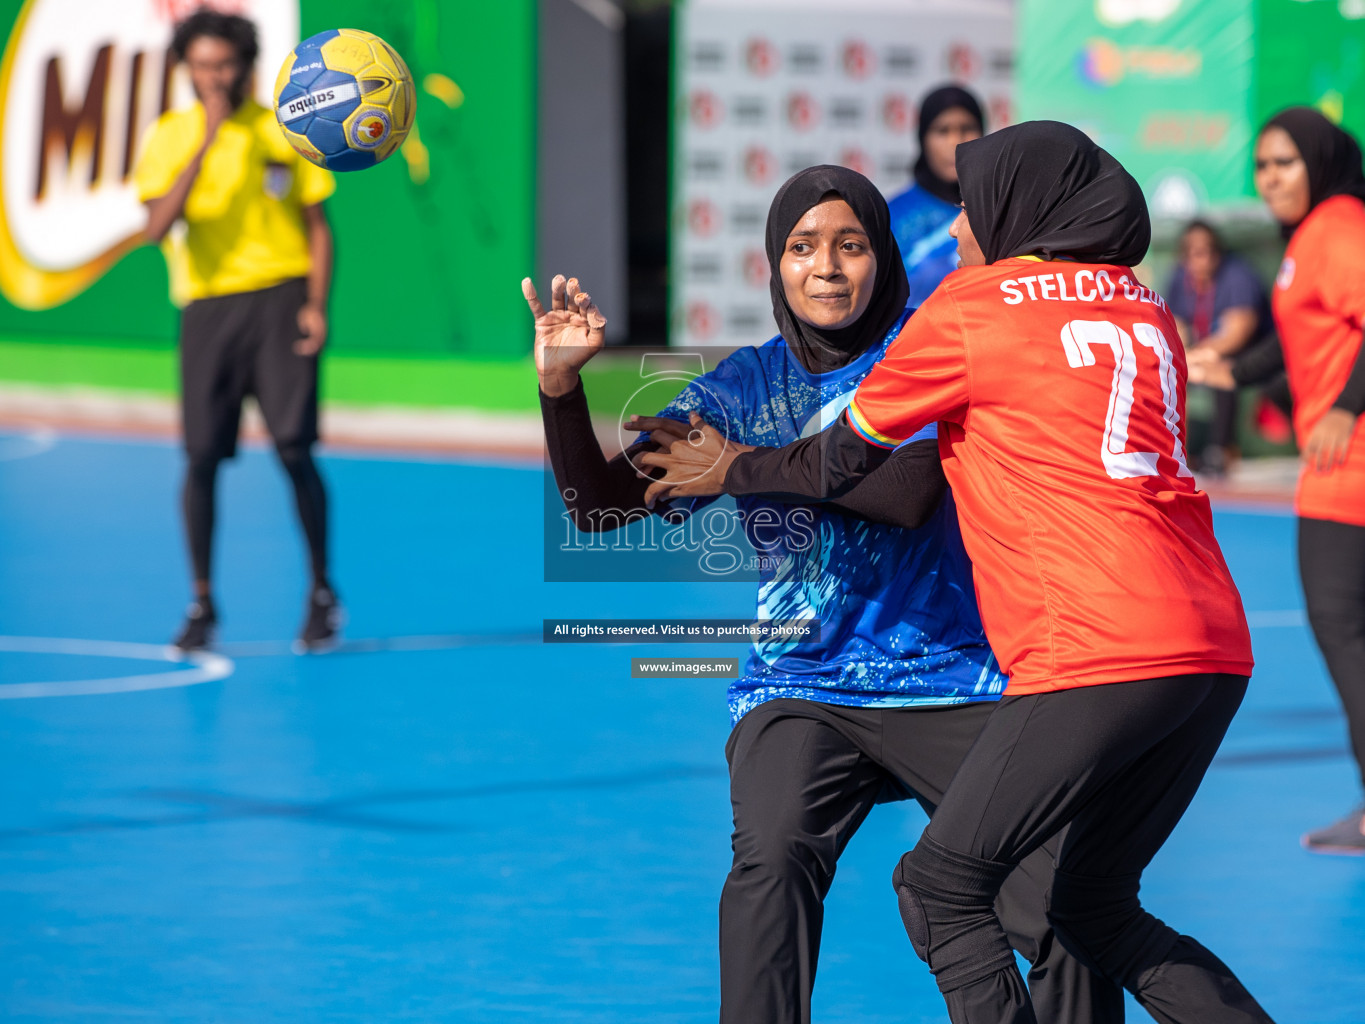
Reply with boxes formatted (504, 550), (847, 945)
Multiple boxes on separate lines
(1209, 386), (1240, 451)
(893, 674), (1274, 1024)
(1298, 516), (1365, 792)
(183, 442), (329, 588)
(720, 699), (1122, 1024)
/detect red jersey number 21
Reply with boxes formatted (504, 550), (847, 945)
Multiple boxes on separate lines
(1060, 320), (1193, 481)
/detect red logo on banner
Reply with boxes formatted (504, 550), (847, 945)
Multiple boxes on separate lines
(156, 0), (245, 18)
(947, 44), (979, 80)
(842, 40), (874, 79)
(787, 92), (820, 132)
(838, 148), (870, 177)
(687, 302), (719, 340)
(688, 199), (720, 237)
(989, 96), (1012, 129)
(883, 94), (911, 133)
(743, 145), (777, 185)
(743, 250), (769, 288)
(746, 37), (778, 76)
(690, 90), (722, 129)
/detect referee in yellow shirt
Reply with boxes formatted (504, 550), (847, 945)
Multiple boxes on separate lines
(135, 10), (341, 654)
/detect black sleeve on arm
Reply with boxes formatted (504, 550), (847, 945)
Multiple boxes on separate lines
(724, 413), (894, 502)
(824, 439), (946, 530)
(1230, 334), (1285, 388)
(1331, 340), (1365, 416)
(539, 379), (665, 531)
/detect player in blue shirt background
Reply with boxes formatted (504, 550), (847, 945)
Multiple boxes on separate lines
(886, 85), (985, 308)
(525, 166), (1119, 1024)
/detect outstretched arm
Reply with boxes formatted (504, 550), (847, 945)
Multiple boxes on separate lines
(527, 274), (670, 530)
(541, 381), (664, 531)
(638, 410), (893, 507)
(630, 413), (945, 530)
(823, 439), (946, 530)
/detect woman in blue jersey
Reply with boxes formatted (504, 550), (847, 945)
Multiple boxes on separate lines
(886, 85), (985, 307)
(522, 166), (1118, 1024)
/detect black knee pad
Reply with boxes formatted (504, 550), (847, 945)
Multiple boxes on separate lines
(892, 836), (1017, 990)
(892, 855), (930, 962)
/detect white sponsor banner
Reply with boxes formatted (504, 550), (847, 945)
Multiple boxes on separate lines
(0, 0), (298, 307)
(671, 0), (1014, 348)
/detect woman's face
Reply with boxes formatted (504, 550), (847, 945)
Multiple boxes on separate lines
(185, 35), (245, 106)
(1180, 227), (1220, 285)
(1254, 127), (1311, 226)
(780, 198), (877, 330)
(949, 208), (986, 267)
(923, 107), (982, 184)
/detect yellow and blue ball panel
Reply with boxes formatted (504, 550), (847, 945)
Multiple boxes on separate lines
(273, 28), (415, 172)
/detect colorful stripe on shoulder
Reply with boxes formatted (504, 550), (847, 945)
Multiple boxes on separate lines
(846, 400), (902, 449)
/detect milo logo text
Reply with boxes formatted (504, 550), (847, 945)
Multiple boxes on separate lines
(0, 0), (299, 309)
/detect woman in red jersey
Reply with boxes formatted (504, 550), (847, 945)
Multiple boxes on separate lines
(639, 121), (1274, 1024)
(1193, 107), (1365, 854)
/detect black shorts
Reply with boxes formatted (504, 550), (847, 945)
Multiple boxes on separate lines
(179, 278), (318, 461)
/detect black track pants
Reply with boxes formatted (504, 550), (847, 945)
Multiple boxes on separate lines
(1299, 515), (1365, 793)
(893, 674), (1274, 1024)
(178, 280), (329, 588)
(719, 698), (1123, 1024)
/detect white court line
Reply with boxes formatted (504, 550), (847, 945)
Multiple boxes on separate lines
(0, 612), (1302, 701)
(217, 632), (542, 657)
(0, 637), (233, 700)
(0, 427), (57, 462)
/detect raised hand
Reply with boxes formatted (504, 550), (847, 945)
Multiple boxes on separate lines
(634, 411), (754, 507)
(522, 274), (607, 397)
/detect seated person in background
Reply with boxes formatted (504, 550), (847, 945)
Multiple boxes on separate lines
(886, 85), (985, 308)
(1167, 219), (1272, 475)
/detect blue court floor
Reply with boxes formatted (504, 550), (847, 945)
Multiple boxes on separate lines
(0, 430), (1360, 1022)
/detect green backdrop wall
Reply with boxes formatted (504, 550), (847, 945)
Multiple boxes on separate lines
(1018, 0), (1365, 216)
(0, 0), (536, 359)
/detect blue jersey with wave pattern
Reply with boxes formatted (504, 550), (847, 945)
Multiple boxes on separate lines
(887, 183), (962, 309)
(649, 311), (1004, 723)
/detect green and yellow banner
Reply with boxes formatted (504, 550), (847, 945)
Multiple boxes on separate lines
(1019, 0), (1365, 218)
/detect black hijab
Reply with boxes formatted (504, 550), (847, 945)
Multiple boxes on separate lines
(956, 120), (1150, 266)
(766, 165), (910, 373)
(913, 85), (985, 206)
(1264, 107), (1365, 224)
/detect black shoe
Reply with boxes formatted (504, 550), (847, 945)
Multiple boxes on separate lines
(293, 585), (343, 654)
(1302, 806), (1365, 855)
(171, 599), (217, 654)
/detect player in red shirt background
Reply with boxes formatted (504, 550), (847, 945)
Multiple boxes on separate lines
(640, 122), (1274, 1023)
(1192, 107), (1365, 854)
